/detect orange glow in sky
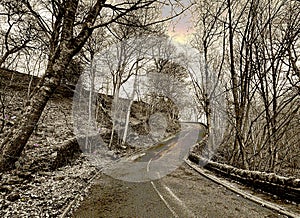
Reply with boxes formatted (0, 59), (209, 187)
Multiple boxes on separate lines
(167, 27), (194, 44)
(162, 2), (195, 44)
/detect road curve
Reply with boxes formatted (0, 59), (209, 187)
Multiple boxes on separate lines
(72, 164), (285, 218)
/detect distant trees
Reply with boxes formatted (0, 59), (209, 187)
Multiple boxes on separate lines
(191, 0), (224, 130)
(0, 0), (187, 171)
(93, 12), (164, 148)
(192, 0), (300, 173)
(0, 1), (34, 67)
(190, 0), (226, 158)
(1, 0), (297, 175)
(84, 34), (191, 149)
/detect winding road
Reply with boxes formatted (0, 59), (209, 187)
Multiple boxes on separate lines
(72, 124), (290, 217)
(73, 165), (286, 217)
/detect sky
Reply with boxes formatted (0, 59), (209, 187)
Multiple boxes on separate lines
(162, 1), (195, 44)
(0, 0), (195, 76)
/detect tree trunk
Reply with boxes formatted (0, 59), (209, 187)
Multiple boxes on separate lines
(0, 63), (63, 171)
(227, 0), (248, 170)
(0, 0), (105, 172)
(109, 86), (120, 149)
(122, 71), (139, 146)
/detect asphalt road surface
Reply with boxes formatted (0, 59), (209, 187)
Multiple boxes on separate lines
(72, 164), (285, 217)
(72, 123), (286, 217)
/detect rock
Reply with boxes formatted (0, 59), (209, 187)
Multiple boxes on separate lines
(51, 137), (82, 169)
(7, 192), (20, 201)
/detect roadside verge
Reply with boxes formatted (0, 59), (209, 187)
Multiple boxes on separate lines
(185, 159), (300, 218)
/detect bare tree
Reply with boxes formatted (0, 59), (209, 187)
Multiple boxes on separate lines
(0, 0), (188, 171)
(192, 0), (300, 173)
(191, 0), (226, 135)
(0, 1), (36, 67)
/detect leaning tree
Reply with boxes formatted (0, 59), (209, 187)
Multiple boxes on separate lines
(0, 0), (188, 171)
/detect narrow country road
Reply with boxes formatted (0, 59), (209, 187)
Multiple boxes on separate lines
(72, 164), (284, 217)
(72, 123), (286, 217)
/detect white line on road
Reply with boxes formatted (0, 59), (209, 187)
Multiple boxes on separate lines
(164, 186), (182, 202)
(151, 181), (179, 218)
(147, 158), (152, 172)
(148, 162), (178, 217)
(163, 185), (195, 217)
(147, 156), (192, 217)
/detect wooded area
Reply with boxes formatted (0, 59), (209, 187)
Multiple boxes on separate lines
(0, 0), (299, 178)
(191, 0), (299, 175)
